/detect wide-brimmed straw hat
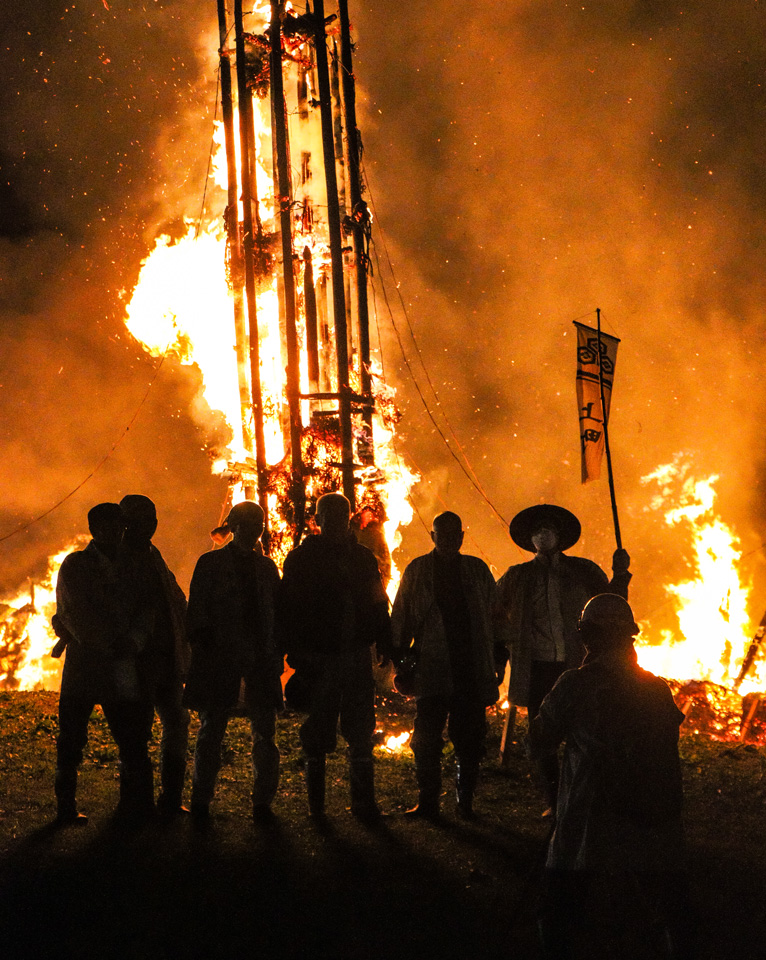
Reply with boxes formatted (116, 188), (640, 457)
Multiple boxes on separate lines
(509, 504), (581, 553)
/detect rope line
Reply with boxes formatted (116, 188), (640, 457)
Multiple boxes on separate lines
(363, 175), (509, 529)
(0, 71), (222, 547)
(370, 275), (497, 568)
(364, 170), (504, 522)
(0, 344), (173, 545)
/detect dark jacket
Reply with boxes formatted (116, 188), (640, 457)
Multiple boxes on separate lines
(391, 551), (498, 704)
(119, 542), (190, 684)
(183, 543), (282, 712)
(529, 646), (685, 872)
(55, 541), (140, 702)
(279, 533), (391, 664)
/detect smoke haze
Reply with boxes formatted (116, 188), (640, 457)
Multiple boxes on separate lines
(2, 1), (766, 637)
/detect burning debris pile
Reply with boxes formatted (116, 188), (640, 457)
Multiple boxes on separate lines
(634, 461), (766, 743)
(0, 543), (84, 692)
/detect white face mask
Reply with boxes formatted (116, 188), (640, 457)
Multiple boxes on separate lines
(531, 527), (559, 554)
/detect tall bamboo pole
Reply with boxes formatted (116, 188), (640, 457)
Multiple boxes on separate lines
(216, 0), (256, 500)
(270, 1), (305, 542)
(338, 0), (374, 459)
(313, 0), (356, 506)
(596, 307), (622, 550)
(234, 0), (270, 539)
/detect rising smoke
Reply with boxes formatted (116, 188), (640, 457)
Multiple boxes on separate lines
(354, 0), (766, 628)
(1, 1), (766, 635)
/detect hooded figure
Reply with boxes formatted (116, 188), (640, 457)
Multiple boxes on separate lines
(529, 595), (689, 960)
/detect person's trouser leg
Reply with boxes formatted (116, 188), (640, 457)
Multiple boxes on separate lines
(250, 702), (279, 809)
(408, 697), (449, 816)
(56, 695), (94, 820)
(102, 697), (154, 816)
(528, 662), (566, 810)
(191, 709), (230, 808)
(300, 658), (342, 817)
(448, 695), (487, 817)
(154, 673), (190, 812)
(341, 645), (380, 819)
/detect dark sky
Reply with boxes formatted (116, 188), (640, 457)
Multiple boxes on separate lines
(2, 1), (766, 639)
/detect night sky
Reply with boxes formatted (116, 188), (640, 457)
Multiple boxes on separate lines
(3, 1), (766, 639)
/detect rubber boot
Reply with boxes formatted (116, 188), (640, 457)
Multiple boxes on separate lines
(157, 754), (188, 819)
(252, 739), (280, 810)
(305, 756), (326, 819)
(117, 761), (155, 825)
(349, 757), (383, 824)
(405, 754), (441, 820)
(455, 759), (480, 820)
(54, 767), (88, 826)
(534, 753), (560, 819)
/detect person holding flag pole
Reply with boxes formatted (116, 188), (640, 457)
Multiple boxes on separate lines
(494, 309), (631, 814)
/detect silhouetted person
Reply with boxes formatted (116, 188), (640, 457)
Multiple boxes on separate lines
(184, 501), (282, 826)
(279, 492), (391, 823)
(119, 494), (190, 819)
(494, 504), (631, 812)
(530, 594), (690, 960)
(391, 512), (498, 819)
(53, 502), (152, 825)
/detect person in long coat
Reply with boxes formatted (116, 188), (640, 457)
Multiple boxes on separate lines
(184, 501), (282, 824)
(279, 493), (391, 823)
(119, 494), (190, 819)
(53, 502), (153, 824)
(494, 504), (631, 810)
(391, 511), (498, 819)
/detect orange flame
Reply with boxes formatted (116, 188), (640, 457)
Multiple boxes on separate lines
(636, 461), (756, 691)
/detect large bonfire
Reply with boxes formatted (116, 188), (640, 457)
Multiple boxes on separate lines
(1, 0), (416, 691)
(1, 4), (765, 748)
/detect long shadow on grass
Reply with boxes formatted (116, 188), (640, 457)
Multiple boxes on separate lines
(0, 809), (545, 960)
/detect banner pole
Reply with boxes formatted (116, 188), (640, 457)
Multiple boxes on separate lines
(596, 308), (622, 550)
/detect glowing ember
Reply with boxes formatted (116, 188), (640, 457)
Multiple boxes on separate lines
(378, 731), (411, 753)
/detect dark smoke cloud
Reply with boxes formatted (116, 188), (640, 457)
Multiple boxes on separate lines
(2, 1), (766, 641)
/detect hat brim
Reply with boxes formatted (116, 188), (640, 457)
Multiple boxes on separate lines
(509, 504), (581, 553)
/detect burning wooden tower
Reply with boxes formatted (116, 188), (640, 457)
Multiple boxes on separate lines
(214, 0), (384, 559)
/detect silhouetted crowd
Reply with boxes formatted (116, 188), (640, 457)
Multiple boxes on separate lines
(49, 493), (693, 959)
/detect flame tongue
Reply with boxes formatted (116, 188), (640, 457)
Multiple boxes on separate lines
(636, 463), (754, 691)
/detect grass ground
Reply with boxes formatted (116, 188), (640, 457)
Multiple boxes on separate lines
(0, 691), (765, 959)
